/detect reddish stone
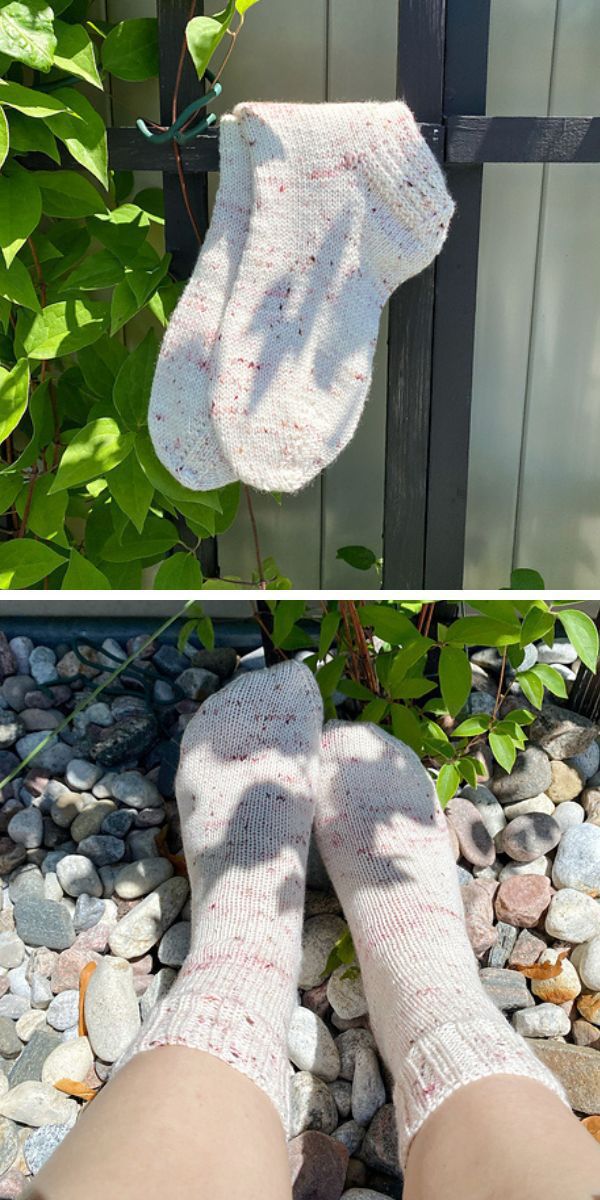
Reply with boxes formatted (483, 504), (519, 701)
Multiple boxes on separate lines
(23, 768), (51, 795)
(288, 1131), (349, 1200)
(0, 1169), (27, 1198)
(130, 954), (153, 976)
(572, 1018), (600, 1048)
(50, 922), (114, 992)
(577, 992), (600, 1026)
(302, 980), (331, 1021)
(461, 879), (498, 958)
(494, 874), (553, 927)
(509, 929), (547, 968)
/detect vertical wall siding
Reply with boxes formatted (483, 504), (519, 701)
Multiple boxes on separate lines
(464, 0), (600, 587)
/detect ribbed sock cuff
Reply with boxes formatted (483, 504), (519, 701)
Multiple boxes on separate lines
(393, 1017), (571, 1166)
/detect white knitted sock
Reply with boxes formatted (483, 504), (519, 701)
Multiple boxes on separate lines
(147, 114), (249, 490)
(118, 661), (323, 1128)
(316, 722), (569, 1166)
(209, 100), (455, 493)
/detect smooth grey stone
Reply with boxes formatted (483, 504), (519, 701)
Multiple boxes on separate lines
(0, 1017), (22, 1060)
(492, 747), (552, 804)
(157, 920), (190, 968)
(500, 813), (561, 863)
(0, 1079), (76, 1126)
(7, 807), (43, 849)
(0, 933), (25, 971)
(15, 733), (73, 774)
(176, 668), (220, 698)
(64, 759), (103, 792)
(127, 829), (160, 860)
(8, 638), (33, 675)
(8, 1029), (61, 1086)
(46, 991), (79, 1033)
(529, 704), (597, 761)
(73, 894), (105, 933)
(56, 855), (103, 899)
(0, 1117), (18, 1175)
(288, 1006), (340, 1083)
(111, 771), (162, 810)
(76, 835), (126, 867)
(330, 1078), (352, 1119)
(552, 824), (600, 894)
(289, 1071), (338, 1138)
(332, 1120), (365, 1155)
(7, 962), (30, 1000)
(14, 899), (75, 951)
(24, 1115), (76, 1173)
(109, 877), (189, 959)
(351, 1046), (386, 1126)
(0, 996), (29, 1020)
(101, 809), (135, 838)
(536, 639), (577, 665)
(487, 921), (518, 968)
(8, 864), (44, 904)
(1, 676), (35, 713)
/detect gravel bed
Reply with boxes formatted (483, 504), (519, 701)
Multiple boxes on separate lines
(0, 630), (597, 1198)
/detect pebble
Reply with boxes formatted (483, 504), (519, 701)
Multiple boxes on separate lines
(341, 1192), (389, 1200)
(1, 677), (34, 713)
(24, 1117), (76, 1174)
(177, 668), (220, 699)
(50, 788), (91, 829)
(8, 1029), (60, 1085)
(77, 835), (126, 867)
(577, 993), (600, 1026)
(530, 947), (581, 1003)
(114, 858), (173, 900)
(332, 1121), (364, 1155)
(0, 1120), (17, 1177)
(446, 796), (495, 867)
(46, 990), (79, 1032)
(6, 807), (43, 849)
(288, 1130), (349, 1200)
(288, 1007), (341, 1082)
(71, 801), (117, 843)
(111, 771), (163, 810)
(15, 733), (73, 774)
(460, 879), (497, 958)
(13, 1010), (48, 1045)
(498, 854), (550, 881)
(335, 1030), (376, 1081)
(537, 639), (577, 665)
(290, 1071), (339, 1138)
(553, 801), (585, 834)
(109, 877), (189, 959)
(330, 1079), (352, 1120)
(572, 1018), (600, 1047)
(491, 748), (552, 804)
(513, 1003), (571, 1038)
(0, 1017), (22, 1060)
(65, 759), (103, 792)
(545, 889), (600, 943)
(90, 713), (157, 768)
(361, 1104), (401, 1178)
(56, 854), (103, 899)
(7, 961), (30, 999)
(529, 705), (597, 760)
(73, 894), (105, 933)
(351, 1046), (385, 1126)
(21, 708), (62, 732)
(101, 810), (135, 838)
(547, 761), (585, 803)
(0, 996), (27, 1022)
(572, 936), (600, 990)
(479, 967), (534, 1011)
(502, 794), (555, 820)
(300, 915), (349, 989)
(0, 934), (24, 971)
(28, 646), (57, 685)
(30, 973), (53, 1009)
(14, 898), (75, 950)
(500, 813), (561, 863)
(127, 829), (161, 860)
(487, 920), (518, 968)
(552, 825), (600, 896)
(327, 967), (368, 1021)
(157, 921), (190, 967)
(460, 785), (506, 838)
(140, 967), (176, 1022)
(0, 714), (24, 748)
(527, 1041), (600, 1114)
(0, 1080), (76, 1127)
(494, 874), (552, 926)
(152, 645), (189, 677)
(9, 637), (33, 674)
(9, 864), (44, 904)
(569, 741), (600, 781)
(0, 840), (26, 876)
(84, 957), (141, 1063)
(41, 1036), (93, 1086)
(582, 789), (600, 826)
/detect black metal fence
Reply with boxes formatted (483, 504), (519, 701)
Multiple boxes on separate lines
(108, 0), (600, 588)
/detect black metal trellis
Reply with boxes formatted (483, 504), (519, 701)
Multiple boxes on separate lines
(107, 0), (600, 588)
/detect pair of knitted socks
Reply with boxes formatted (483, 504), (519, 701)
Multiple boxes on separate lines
(149, 101), (455, 494)
(119, 661), (567, 1168)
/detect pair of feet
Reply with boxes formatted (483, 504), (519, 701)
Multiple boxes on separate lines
(148, 101), (455, 494)
(121, 661), (567, 1165)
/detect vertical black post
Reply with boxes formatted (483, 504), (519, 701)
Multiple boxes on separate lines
(156, 0), (218, 578)
(383, 0), (446, 588)
(423, 0), (491, 586)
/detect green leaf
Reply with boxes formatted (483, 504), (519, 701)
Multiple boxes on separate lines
(235, 0), (261, 10)
(359, 698), (389, 724)
(0, 537), (63, 588)
(559, 609), (599, 672)
(319, 610), (340, 660)
(390, 703), (423, 753)
(106, 452), (153, 534)
(7, 109), (59, 161)
(36, 169), (106, 218)
(510, 567), (545, 590)
(316, 654), (346, 700)
(445, 615), (521, 648)
(503, 707), (535, 726)
(439, 645), (472, 717)
(335, 544), (378, 571)
(0, 471), (21, 513)
(387, 639), (431, 697)
(15, 473), (67, 542)
(87, 204), (150, 263)
(23, 298), (109, 359)
(0, 358), (29, 444)
(53, 20), (103, 89)
(102, 18), (159, 81)
(134, 430), (223, 510)
(61, 547), (110, 589)
(336, 678), (376, 701)
(531, 662), (568, 699)
(46, 87), (108, 187)
(392, 677), (436, 700)
(469, 600), (520, 626)
(520, 607), (555, 646)
(213, 480), (240, 533)
(113, 329), (157, 430)
(77, 335), (127, 399)
(489, 731), (517, 774)
(186, 4), (235, 81)
(100, 512), (180, 562)
(9, 377), (52, 470)
(63, 248), (123, 292)
(272, 599), (305, 647)
(437, 763), (460, 807)
(153, 552), (203, 590)
(0, 1), (56, 72)
(453, 713), (491, 737)
(359, 603), (417, 646)
(0, 105), (7, 170)
(133, 187), (164, 223)
(516, 668), (545, 709)
(50, 417), (134, 492)
(0, 255), (39, 312)
(0, 161), (41, 267)
(0, 78), (70, 118)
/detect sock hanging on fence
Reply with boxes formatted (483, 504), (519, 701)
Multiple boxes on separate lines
(116, 661), (323, 1131)
(315, 721), (570, 1166)
(209, 100), (456, 493)
(147, 114), (250, 491)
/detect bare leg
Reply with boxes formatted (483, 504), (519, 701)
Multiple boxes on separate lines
(25, 1048), (291, 1200)
(405, 1075), (600, 1200)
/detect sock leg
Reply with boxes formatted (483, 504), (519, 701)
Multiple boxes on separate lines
(117, 661), (323, 1129)
(210, 100), (455, 493)
(147, 114), (249, 491)
(315, 722), (569, 1166)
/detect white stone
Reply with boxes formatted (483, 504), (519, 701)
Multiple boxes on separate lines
(46, 990), (79, 1032)
(571, 935), (600, 990)
(513, 1004), (571, 1038)
(552, 824), (600, 896)
(16, 1009), (46, 1042)
(0, 1081), (77, 1127)
(42, 1037), (93, 1086)
(498, 855), (550, 881)
(84, 957), (141, 1062)
(108, 877), (189, 959)
(114, 858), (173, 900)
(56, 855), (103, 899)
(288, 1006), (340, 1082)
(327, 966), (368, 1020)
(553, 801), (585, 834)
(288, 1071), (338, 1138)
(157, 921), (190, 968)
(502, 795), (555, 820)
(545, 889), (600, 943)
(0, 932), (25, 970)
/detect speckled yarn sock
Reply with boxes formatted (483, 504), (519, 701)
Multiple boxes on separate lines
(147, 114), (248, 490)
(316, 722), (569, 1166)
(119, 661), (323, 1129)
(209, 100), (455, 492)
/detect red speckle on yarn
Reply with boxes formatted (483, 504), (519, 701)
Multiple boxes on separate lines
(279, 184), (285, 192)
(154, 413), (163, 421)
